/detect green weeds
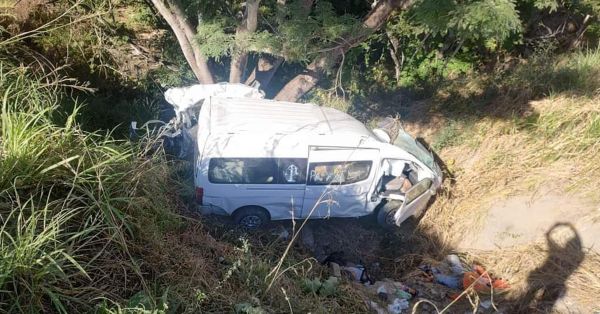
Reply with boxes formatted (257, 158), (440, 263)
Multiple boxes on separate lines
(0, 45), (180, 311)
(507, 46), (600, 97)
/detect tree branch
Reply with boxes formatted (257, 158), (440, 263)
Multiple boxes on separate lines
(275, 0), (413, 101)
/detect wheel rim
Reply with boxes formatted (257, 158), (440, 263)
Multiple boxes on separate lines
(385, 210), (397, 226)
(240, 215), (262, 228)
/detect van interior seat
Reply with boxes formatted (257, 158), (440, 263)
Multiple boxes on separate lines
(380, 175), (413, 197)
(245, 167), (275, 183)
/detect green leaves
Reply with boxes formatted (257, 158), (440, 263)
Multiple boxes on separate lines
(193, 0), (363, 61)
(412, 0), (522, 43)
(300, 276), (339, 297)
(531, 0), (559, 12)
(448, 0), (522, 42)
(0, 39), (182, 312)
(196, 19), (236, 59)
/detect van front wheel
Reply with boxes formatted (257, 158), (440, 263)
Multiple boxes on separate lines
(376, 200), (403, 229)
(233, 206), (270, 229)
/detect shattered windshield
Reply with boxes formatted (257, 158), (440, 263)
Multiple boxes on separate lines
(393, 130), (436, 171)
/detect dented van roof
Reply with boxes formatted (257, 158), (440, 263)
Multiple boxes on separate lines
(207, 97), (375, 138)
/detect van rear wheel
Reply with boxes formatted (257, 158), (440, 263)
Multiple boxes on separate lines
(233, 206), (269, 229)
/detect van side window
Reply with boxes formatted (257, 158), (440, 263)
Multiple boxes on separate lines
(208, 158), (245, 183)
(404, 178), (433, 204)
(208, 158), (307, 184)
(278, 158), (307, 184)
(308, 161), (372, 185)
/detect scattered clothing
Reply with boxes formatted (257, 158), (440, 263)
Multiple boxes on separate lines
(418, 254), (510, 294)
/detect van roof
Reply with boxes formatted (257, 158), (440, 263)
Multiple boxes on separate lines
(207, 97), (374, 138)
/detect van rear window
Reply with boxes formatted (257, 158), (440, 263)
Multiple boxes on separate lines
(208, 158), (307, 184)
(308, 161), (372, 185)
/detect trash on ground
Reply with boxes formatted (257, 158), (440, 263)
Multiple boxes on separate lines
(387, 298), (410, 314)
(322, 251), (418, 313)
(271, 226), (289, 241)
(367, 279), (418, 301)
(418, 254), (510, 295)
(358, 280), (417, 314)
(323, 251), (373, 283)
(479, 299), (493, 309)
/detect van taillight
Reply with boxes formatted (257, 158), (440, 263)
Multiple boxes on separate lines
(195, 187), (204, 205)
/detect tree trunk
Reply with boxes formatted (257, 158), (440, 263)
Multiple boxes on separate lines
(245, 56), (284, 88)
(151, 0), (214, 83)
(387, 29), (402, 85)
(274, 56), (328, 102)
(229, 0), (260, 83)
(243, 0), (300, 88)
(275, 0), (413, 101)
(169, 0), (214, 84)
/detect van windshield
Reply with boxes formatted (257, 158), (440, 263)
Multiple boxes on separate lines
(393, 130), (435, 171)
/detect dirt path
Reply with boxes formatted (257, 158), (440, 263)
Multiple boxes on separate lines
(458, 191), (600, 253)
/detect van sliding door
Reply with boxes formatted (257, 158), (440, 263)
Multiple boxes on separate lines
(302, 147), (379, 219)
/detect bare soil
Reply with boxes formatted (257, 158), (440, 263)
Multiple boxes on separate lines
(458, 191), (600, 253)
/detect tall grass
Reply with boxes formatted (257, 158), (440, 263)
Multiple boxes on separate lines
(507, 46), (600, 97)
(0, 46), (181, 311)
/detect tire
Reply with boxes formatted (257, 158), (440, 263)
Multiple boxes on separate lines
(376, 200), (403, 229)
(233, 206), (270, 229)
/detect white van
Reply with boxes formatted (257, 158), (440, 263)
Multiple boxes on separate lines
(194, 97), (443, 229)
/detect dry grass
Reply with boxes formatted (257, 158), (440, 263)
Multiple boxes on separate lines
(461, 238), (600, 312)
(392, 48), (600, 312)
(416, 94), (600, 243)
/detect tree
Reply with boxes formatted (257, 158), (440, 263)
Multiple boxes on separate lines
(150, 0), (215, 84)
(149, 0), (413, 101)
(150, 0), (595, 101)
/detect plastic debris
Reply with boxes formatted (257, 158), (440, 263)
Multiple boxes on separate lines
(387, 298), (409, 314)
(446, 254), (465, 274)
(323, 251), (373, 283)
(369, 280), (418, 300)
(367, 300), (387, 314)
(480, 299), (493, 309)
(271, 226), (289, 241)
(462, 265), (510, 293)
(330, 262), (342, 277)
(418, 255), (510, 294)
(341, 265), (369, 283)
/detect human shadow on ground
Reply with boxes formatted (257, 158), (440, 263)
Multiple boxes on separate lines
(511, 222), (585, 313)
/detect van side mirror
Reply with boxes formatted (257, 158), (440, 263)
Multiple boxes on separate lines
(372, 128), (391, 143)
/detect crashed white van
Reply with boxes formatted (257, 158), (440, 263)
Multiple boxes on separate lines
(192, 95), (443, 229)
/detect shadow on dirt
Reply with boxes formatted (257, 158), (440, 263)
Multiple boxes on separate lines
(510, 222), (585, 313)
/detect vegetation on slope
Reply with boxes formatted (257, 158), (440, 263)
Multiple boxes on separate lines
(0, 31), (364, 314)
(403, 47), (600, 312)
(2, 0), (600, 313)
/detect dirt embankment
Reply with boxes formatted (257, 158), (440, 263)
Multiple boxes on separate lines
(392, 92), (600, 313)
